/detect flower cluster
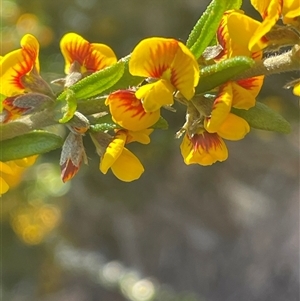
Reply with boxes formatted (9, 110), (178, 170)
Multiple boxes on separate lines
(0, 0), (299, 187)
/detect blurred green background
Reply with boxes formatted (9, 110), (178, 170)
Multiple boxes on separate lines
(1, 0), (299, 300)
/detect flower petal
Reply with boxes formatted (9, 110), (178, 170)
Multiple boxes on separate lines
(129, 37), (179, 78)
(217, 113), (250, 140)
(135, 79), (174, 112)
(111, 147), (144, 182)
(180, 131), (228, 166)
(0, 177), (10, 195)
(251, 0), (282, 20)
(249, 0), (282, 51)
(205, 84), (232, 133)
(106, 90), (160, 131)
(172, 42), (199, 100)
(60, 33), (117, 74)
(231, 76), (264, 109)
(0, 161), (14, 175)
(129, 37), (199, 100)
(126, 129), (153, 144)
(100, 131), (126, 174)
(20, 34), (40, 73)
(0, 35), (40, 96)
(293, 82), (300, 96)
(226, 12), (267, 53)
(283, 0), (300, 23)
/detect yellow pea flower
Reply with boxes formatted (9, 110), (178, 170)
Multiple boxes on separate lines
(208, 13), (264, 135)
(129, 37), (199, 112)
(60, 32), (117, 75)
(180, 130), (228, 166)
(0, 34), (40, 97)
(105, 89), (160, 131)
(99, 130), (150, 182)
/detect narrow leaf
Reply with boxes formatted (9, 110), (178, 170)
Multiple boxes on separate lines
(196, 56), (254, 94)
(57, 60), (125, 101)
(232, 102), (291, 134)
(0, 131), (63, 161)
(58, 89), (78, 123)
(152, 116), (168, 130)
(102, 55), (144, 94)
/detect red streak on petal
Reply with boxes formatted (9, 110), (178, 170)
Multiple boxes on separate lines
(113, 91), (147, 120)
(237, 77), (258, 90)
(10, 51), (34, 90)
(191, 132), (222, 152)
(2, 96), (28, 123)
(148, 41), (177, 78)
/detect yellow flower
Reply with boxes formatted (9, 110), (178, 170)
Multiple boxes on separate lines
(180, 110), (249, 166)
(99, 130), (151, 181)
(282, 0), (300, 24)
(0, 156), (37, 196)
(60, 33), (117, 75)
(129, 37), (199, 112)
(246, 0), (300, 50)
(209, 13), (264, 134)
(292, 81), (300, 96)
(105, 89), (160, 131)
(0, 34), (40, 97)
(180, 129), (228, 166)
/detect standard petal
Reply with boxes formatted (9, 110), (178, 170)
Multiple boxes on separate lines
(135, 79), (174, 112)
(20, 34), (40, 72)
(205, 84), (232, 133)
(0, 49), (36, 96)
(106, 90), (160, 131)
(111, 147), (144, 182)
(180, 131), (228, 166)
(60, 33), (117, 74)
(217, 113), (250, 140)
(100, 131), (126, 174)
(171, 42), (199, 100)
(129, 37), (179, 78)
(226, 12), (266, 53)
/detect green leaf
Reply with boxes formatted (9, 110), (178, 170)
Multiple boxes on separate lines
(57, 60), (125, 101)
(186, 0), (242, 59)
(196, 56), (254, 94)
(152, 116), (168, 130)
(102, 55), (144, 94)
(0, 131), (63, 161)
(90, 114), (120, 132)
(232, 102), (291, 134)
(58, 89), (78, 123)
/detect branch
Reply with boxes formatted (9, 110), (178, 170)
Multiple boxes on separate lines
(235, 44), (300, 80)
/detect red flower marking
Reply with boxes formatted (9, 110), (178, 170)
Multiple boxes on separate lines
(191, 132), (223, 152)
(10, 51), (34, 90)
(237, 77), (258, 90)
(113, 90), (147, 120)
(1, 96), (27, 123)
(148, 40), (177, 78)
